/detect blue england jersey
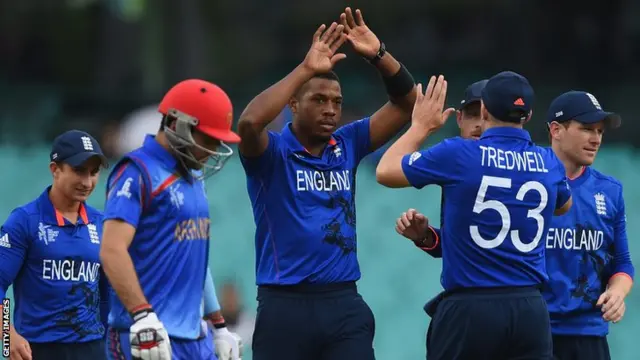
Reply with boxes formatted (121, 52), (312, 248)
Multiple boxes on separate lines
(402, 127), (571, 291)
(543, 166), (634, 336)
(240, 119), (372, 285)
(104, 135), (210, 340)
(0, 187), (106, 343)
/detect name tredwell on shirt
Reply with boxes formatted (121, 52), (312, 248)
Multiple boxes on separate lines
(479, 145), (548, 173)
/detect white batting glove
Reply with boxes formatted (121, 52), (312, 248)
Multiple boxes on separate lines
(212, 326), (243, 360)
(129, 308), (172, 360)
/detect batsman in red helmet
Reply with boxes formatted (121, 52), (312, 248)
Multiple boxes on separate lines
(100, 79), (243, 360)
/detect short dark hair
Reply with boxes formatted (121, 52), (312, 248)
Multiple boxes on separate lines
(461, 102), (481, 117)
(314, 71), (340, 82)
(294, 71), (340, 98)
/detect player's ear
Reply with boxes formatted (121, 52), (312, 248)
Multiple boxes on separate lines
(480, 102), (489, 121)
(456, 110), (462, 128)
(548, 121), (561, 140)
(49, 161), (61, 178)
(288, 97), (299, 115)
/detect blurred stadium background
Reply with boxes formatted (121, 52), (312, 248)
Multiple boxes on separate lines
(2, 1), (640, 359)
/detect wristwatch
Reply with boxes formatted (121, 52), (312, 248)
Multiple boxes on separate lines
(366, 42), (386, 65)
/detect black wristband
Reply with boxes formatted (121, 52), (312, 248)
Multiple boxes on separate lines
(213, 322), (227, 329)
(383, 63), (415, 101)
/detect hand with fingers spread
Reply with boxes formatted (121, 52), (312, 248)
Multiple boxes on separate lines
(339, 7), (381, 59)
(396, 209), (430, 243)
(302, 22), (348, 74)
(597, 288), (626, 323)
(411, 75), (456, 133)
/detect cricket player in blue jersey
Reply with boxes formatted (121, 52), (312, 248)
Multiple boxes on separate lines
(100, 79), (242, 360)
(377, 72), (573, 360)
(544, 91), (634, 360)
(0, 130), (109, 360)
(398, 90), (635, 360)
(237, 7), (417, 360)
(397, 79), (488, 259)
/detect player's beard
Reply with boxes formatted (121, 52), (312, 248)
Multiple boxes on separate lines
(313, 131), (333, 144)
(177, 149), (204, 170)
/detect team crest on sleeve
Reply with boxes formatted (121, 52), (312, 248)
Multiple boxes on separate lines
(117, 177), (133, 199)
(409, 152), (421, 166)
(594, 193), (606, 216)
(38, 222), (59, 245)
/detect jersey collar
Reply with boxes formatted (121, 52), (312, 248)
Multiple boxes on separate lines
(568, 166), (590, 187)
(281, 122), (337, 156)
(142, 134), (178, 170)
(480, 127), (532, 143)
(38, 186), (89, 226)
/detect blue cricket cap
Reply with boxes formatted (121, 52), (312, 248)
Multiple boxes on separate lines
(481, 71), (534, 123)
(50, 130), (108, 168)
(546, 90), (621, 129)
(459, 79), (488, 110)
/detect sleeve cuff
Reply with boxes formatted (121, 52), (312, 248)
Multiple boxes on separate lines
(419, 226), (440, 251)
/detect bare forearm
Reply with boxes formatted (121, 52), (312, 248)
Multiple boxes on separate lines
(374, 52), (401, 77)
(101, 247), (148, 312)
(609, 273), (633, 297)
(239, 64), (315, 128)
(378, 125), (433, 175)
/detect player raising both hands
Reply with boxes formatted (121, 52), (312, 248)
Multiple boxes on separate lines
(238, 7), (417, 360)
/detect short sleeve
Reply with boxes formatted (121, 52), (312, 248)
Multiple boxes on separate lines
(334, 117), (372, 164)
(0, 208), (30, 299)
(239, 131), (281, 176)
(104, 162), (144, 228)
(401, 138), (459, 189)
(554, 161), (572, 209)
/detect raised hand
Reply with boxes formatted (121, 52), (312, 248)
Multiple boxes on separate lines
(340, 7), (381, 59)
(411, 75), (456, 133)
(302, 22), (347, 74)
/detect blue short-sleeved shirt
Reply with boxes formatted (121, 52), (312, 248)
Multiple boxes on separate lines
(402, 127), (571, 291)
(240, 119), (372, 285)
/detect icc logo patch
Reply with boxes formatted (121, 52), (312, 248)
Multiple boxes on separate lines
(226, 112), (233, 126)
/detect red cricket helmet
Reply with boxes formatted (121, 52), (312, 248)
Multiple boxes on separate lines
(158, 79), (240, 143)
